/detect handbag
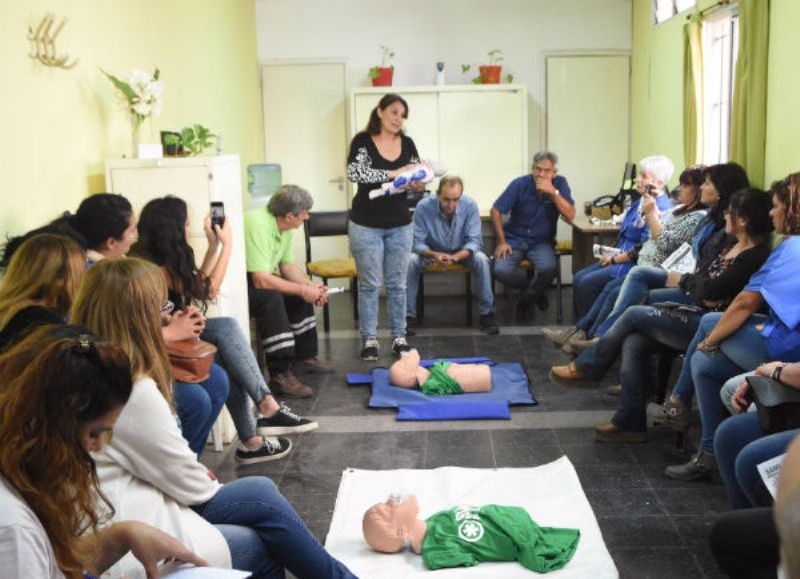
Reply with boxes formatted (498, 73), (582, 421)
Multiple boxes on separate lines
(745, 375), (800, 434)
(166, 337), (217, 383)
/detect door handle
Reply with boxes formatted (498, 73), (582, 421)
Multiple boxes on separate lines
(329, 176), (344, 191)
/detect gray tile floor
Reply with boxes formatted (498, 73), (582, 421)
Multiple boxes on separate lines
(201, 288), (727, 578)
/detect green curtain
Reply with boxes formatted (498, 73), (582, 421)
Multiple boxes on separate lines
(683, 12), (704, 167)
(729, 0), (770, 187)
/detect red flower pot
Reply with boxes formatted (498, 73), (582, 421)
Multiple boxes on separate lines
(479, 65), (502, 84)
(371, 67), (394, 87)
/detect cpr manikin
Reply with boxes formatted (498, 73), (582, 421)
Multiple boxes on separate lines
(362, 494), (580, 572)
(369, 160), (447, 199)
(389, 349), (492, 395)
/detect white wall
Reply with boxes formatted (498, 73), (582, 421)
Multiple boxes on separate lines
(255, 0), (632, 157)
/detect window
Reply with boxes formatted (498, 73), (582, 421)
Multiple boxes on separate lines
(701, 9), (739, 164)
(654, 0), (697, 25)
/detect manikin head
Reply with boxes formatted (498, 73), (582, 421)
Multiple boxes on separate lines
(363, 494), (425, 554)
(389, 349), (425, 388)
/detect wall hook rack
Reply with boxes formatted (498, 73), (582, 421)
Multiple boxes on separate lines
(27, 13), (79, 69)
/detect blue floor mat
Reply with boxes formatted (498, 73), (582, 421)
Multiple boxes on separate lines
(348, 359), (536, 420)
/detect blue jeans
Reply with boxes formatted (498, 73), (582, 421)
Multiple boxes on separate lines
(714, 413), (800, 509)
(692, 314), (770, 452)
(202, 316), (272, 441)
(175, 362), (230, 456)
(406, 250), (494, 317)
(349, 221), (413, 339)
(196, 477), (357, 579)
(493, 238), (557, 298)
(573, 305), (701, 431)
(594, 266), (668, 337)
(572, 263), (615, 320)
(576, 275), (624, 336)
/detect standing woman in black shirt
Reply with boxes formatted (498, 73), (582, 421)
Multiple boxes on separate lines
(347, 93), (423, 361)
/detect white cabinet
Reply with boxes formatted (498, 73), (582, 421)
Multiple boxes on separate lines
(105, 155), (250, 341)
(349, 85), (528, 213)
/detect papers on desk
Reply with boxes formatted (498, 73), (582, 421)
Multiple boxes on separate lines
(661, 242), (697, 275)
(592, 244), (622, 259)
(159, 564), (251, 578)
(589, 214), (624, 227)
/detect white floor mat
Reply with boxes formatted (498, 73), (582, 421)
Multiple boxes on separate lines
(325, 456), (618, 578)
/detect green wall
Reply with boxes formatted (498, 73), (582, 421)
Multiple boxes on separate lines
(0, 1), (264, 236)
(631, 0), (800, 186)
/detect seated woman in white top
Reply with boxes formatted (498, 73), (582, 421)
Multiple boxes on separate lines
(71, 258), (356, 579)
(0, 324), (203, 579)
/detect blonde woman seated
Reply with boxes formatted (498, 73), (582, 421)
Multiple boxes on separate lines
(71, 258), (356, 579)
(389, 349), (491, 394)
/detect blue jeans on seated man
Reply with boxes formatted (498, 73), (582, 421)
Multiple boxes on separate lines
(593, 266), (670, 337)
(349, 221), (413, 339)
(202, 316), (272, 442)
(175, 362), (230, 456)
(196, 476), (357, 579)
(691, 314), (770, 453)
(714, 413), (800, 509)
(406, 250), (494, 318)
(493, 236), (557, 299)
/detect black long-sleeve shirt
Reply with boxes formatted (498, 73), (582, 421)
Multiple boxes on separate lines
(682, 242), (771, 308)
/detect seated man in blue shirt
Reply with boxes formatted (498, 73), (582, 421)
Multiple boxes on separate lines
(406, 176), (498, 335)
(492, 151), (576, 314)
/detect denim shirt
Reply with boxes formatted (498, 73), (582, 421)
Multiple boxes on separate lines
(608, 193), (673, 278)
(493, 174), (574, 246)
(412, 194), (482, 255)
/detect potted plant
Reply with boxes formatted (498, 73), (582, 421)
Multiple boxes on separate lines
(369, 45), (395, 87)
(461, 50), (513, 84)
(180, 124), (217, 155)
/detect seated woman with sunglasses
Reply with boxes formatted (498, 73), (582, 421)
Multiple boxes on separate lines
(132, 196), (317, 464)
(72, 258), (356, 579)
(0, 325), (205, 579)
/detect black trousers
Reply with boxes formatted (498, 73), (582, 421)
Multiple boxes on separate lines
(709, 508), (779, 579)
(248, 278), (318, 374)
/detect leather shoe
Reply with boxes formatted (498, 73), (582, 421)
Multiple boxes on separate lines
(550, 362), (589, 384)
(271, 370), (313, 399)
(594, 421), (647, 443)
(293, 357), (335, 375)
(665, 451), (717, 481)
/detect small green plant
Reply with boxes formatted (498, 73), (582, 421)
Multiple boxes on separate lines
(369, 45), (395, 79)
(462, 49), (511, 84)
(180, 124), (216, 155)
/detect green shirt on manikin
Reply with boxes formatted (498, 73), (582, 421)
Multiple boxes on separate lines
(421, 505), (580, 573)
(421, 361), (464, 395)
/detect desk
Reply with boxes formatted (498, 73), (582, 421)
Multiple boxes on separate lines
(570, 216), (620, 273)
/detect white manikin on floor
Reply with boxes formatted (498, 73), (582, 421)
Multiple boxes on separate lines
(325, 456), (618, 578)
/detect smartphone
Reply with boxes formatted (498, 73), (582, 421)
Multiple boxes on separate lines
(210, 201), (225, 228)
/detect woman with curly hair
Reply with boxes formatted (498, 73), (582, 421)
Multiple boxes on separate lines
(0, 324), (203, 578)
(132, 196), (316, 464)
(72, 258), (355, 579)
(0, 233), (85, 351)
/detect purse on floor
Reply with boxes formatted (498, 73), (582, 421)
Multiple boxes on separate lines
(745, 375), (800, 434)
(166, 337), (217, 383)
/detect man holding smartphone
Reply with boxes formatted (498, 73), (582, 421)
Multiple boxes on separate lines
(245, 185), (332, 398)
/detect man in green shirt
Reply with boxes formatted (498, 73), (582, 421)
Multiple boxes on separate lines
(245, 185), (332, 398)
(363, 494), (580, 573)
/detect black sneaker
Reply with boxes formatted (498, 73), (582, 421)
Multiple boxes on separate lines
(361, 338), (379, 361)
(478, 313), (499, 335)
(391, 336), (412, 358)
(235, 436), (292, 465)
(257, 404), (319, 436)
(406, 316), (418, 336)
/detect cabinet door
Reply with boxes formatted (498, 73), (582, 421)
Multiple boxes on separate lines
(108, 165), (212, 239)
(438, 90), (526, 212)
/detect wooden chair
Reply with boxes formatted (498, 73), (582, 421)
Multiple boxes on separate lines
(303, 211), (358, 333)
(416, 262), (473, 327)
